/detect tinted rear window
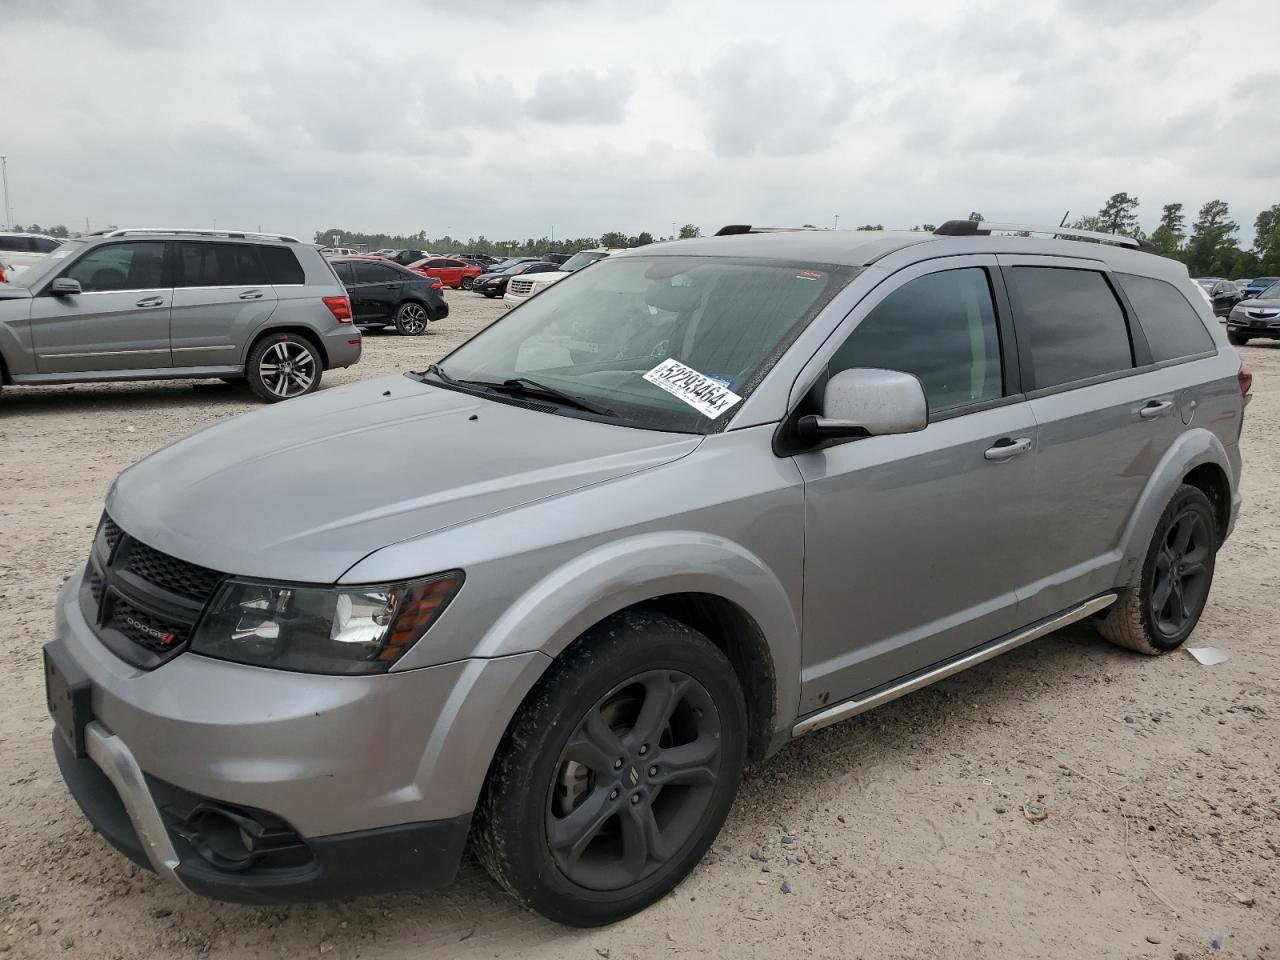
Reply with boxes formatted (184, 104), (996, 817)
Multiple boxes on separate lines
(0, 236), (34, 252)
(1116, 273), (1215, 362)
(1009, 267), (1133, 389)
(176, 242), (270, 287)
(259, 245), (306, 285)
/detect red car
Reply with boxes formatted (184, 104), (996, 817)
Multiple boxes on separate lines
(407, 256), (484, 290)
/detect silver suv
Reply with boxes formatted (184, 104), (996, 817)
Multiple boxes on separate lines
(44, 221), (1247, 926)
(1, 229), (360, 402)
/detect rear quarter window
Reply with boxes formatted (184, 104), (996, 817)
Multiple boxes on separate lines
(1008, 266), (1133, 390)
(1116, 273), (1215, 362)
(260, 245), (306, 285)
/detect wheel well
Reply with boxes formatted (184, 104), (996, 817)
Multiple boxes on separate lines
(1183, 462), (1230, 545)
(640, 593), (776, 765)
(248, 326), (328, 369)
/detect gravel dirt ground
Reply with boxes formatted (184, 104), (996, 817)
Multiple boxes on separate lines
(0, 293), (1276, 960)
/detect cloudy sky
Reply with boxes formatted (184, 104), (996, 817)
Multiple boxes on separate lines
(6, 0), (1278, 245)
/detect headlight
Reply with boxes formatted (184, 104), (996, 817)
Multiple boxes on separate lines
(190, 571), (463, 674)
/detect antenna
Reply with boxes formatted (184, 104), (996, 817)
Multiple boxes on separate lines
(1059, 210), (1070, 227)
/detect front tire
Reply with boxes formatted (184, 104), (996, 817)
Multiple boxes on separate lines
(1097, 484), (1217, 655)
(1227, 331), (1250, 346)
(462, 277), (474, 290)
(245, 333), (322, 403)
(475, 611), (747, 927)
(394, 301), (429, 336)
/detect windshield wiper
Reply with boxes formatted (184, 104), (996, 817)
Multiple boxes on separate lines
(419, 365), (615, 417)
(475, 376), (616, 417)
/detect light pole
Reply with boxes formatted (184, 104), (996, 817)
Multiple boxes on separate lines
(833, 213), (840, 230)
(1, 156), (11, 230)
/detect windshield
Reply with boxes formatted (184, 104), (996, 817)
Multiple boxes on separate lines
(429, 254), (856, 434)
(560, 250), (609, 273)
(1196, 279), (1215, 289)
(1260, 282), (1280, 300)
(1252, 277), (1280, 289)
(9, 239), (84, 288)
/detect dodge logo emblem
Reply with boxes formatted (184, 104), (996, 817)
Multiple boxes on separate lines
(628, 767), (640, 787)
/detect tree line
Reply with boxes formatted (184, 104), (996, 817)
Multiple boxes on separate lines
(313, 224), (702, 256)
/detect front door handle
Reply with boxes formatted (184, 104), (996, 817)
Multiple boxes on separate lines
(135, 296), (165, 307)
(984, 437), (1033, 461)
(239, 289), (264, 300)
(1139, 399), (1174, 420)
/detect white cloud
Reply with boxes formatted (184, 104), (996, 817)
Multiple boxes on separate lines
(3, 0), (1277, 243)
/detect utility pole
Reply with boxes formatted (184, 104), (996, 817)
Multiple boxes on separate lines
(1, 156), (11, 230)
(833, 214), (840, 230)
(672, 221), (677, 238)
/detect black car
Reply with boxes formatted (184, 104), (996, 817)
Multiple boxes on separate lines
(1195, 277), (1243, 318)
(330, 257), (448, 335)
(387, 249), (431, 267)
(472, 260), (561, 298)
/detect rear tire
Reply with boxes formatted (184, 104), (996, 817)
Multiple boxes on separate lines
(462, 277), (474, 290)
(474, 610), (747, 927)
(245, 333), (322, 403)
(1227, 331), (1250, 346)
(1096, 484), (1217, 655)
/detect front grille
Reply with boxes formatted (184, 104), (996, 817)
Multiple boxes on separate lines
(108, 598), (187, 653)
(508, 278), (535, 296)
(1246, 310), (1277, 320)
(85, 513), (226, 668)
(123, 540), (222, 601)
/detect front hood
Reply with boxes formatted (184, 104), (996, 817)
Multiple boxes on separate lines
(108, 375), (700, 583)
(0, 283), (32, 299)
(1240, 297), (1280, 309)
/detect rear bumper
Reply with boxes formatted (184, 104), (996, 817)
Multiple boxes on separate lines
(52, 728), (471, 904)
(320, 327), (362, 368)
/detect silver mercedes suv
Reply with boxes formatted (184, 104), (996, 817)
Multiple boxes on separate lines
(44, 221), (1247, 926)
(1, 229), (361, 402)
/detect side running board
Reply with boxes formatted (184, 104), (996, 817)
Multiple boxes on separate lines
(791, 593), (1117, 738)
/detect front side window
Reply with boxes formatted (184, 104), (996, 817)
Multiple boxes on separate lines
(1116, 273), (1215, 362)
(1009, 267), (1133, 389)
(829, 267), (1003, 416)
(63, 242), (165, 292)
(435, 255), (856, 433)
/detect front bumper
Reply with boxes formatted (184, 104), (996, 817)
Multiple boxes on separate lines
(48, 572), (547, 902)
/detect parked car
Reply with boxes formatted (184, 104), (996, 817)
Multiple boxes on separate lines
(388, 249), (432, 267)
(0, 228), (359, 402)
(1242, 276), (1280, 299)
(45, 220), (1246, 927)
(1195, 277), (1242, 317)
(320, 247), (359, 257)
(1234, 279), (1252, 294)
(503, 247), (622, 309)
(330, 256), (448, 335)
(0, 232), (63, 278)
(371, 248), (398, 257)
(407, 256), (484, 290)
(1226, 280), (1280, 345)
(471, 260), (561, 298)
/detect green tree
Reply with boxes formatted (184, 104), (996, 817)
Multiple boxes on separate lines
(599, 231), (629, 248)
(967, 212), (983, 223)
(1185, 200), (1239, 277)
(1071, 214), (1109, 232)
(1097, 192), (1141, 236)
(855, 223), (884, 231)
(629, 232), (655, 247)
(1253, 203), (1280, 275)
(1148, 203), (1185, 258)
(678, 223), (700, 239)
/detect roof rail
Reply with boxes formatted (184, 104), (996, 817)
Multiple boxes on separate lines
(93, 227), (301, 243)
(713, 224), (828, 236)
(933, 219), (1154, 252)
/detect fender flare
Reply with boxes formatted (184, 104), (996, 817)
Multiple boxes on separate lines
(1114, 427), (1234, 584)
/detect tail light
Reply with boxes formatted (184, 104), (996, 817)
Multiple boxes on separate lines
(1238, 361), (1252, 396)
(322, 295), (352, 323)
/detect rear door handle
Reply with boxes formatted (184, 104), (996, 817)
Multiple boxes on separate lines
(135, 296), (165, 307)
(984, 437), (1033, 461)
(239, 289), (264, 300)
(1139, 399), (1174, 420)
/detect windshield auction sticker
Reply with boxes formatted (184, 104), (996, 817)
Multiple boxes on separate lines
(643, 358), (743, 419)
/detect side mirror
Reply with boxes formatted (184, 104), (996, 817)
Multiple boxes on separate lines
(798, 367), (928, 443)
(50, 277), (82, 296)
